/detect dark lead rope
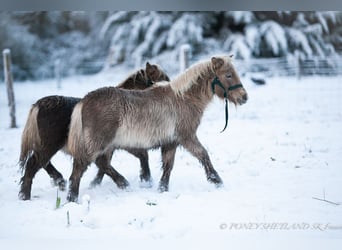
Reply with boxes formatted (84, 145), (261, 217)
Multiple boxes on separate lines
(211, 77), (243, 133)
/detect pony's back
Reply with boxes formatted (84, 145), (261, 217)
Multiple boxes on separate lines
(20, 96), (80, 168)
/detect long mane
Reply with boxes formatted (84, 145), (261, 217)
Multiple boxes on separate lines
(168, 56), (232, 96)
(124, 68), (149, 83)
(119, 64), (168, 88)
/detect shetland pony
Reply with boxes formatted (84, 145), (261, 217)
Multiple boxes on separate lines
(66, 56), (248, 202)
(18, 62), (170, 200)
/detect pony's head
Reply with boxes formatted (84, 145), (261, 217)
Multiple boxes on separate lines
(120, 62), (170, 90)
(145, 62), (170, 84)
(211, 56), (248, 106)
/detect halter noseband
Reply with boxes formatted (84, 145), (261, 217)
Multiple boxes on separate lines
(211, 76), (243, 132)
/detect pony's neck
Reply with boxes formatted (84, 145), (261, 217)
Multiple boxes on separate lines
(181, 69), (216, 112)
(171, 60), (216, 96)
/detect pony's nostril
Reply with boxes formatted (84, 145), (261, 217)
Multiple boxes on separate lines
(238, 94), (248, 105)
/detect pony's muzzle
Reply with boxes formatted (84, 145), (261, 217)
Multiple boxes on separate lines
(237, 93), (248, 105)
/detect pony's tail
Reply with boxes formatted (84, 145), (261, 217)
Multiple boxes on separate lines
(67, 102), (85, 158)
(19, 106), (41, 171)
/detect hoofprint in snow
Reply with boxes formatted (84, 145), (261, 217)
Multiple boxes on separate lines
(0, 71), (342, 248)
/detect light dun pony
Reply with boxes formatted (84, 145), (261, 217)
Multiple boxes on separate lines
(19, 62), (170, 200)
(67, 56), (248, 202)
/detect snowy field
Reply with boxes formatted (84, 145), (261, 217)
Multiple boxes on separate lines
(0, 69), (342, 248)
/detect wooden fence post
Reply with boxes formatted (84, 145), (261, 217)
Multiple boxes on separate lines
(179, 44), (191, 73)
(295, 50), (302, 80)
(3, 49), (17, 128)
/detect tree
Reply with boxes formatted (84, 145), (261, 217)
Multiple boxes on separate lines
(1, 11), (341, 80)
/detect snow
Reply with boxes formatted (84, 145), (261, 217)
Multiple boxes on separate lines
(224, 34), (251, 59)
(166, 14), (203, 48)
(226, 11), (255, 25)
(1, 70), (342, 248)
(287, 27), (313, 57)
(317, 12), (330, 33)
(245, 25), (260, 55)
(260, 21), (288, 56)
(2, 48), (10, 55)
(99, 11), (128, 39)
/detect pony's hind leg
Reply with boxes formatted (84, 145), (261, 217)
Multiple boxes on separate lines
(158, 143), (177, 192)
(95, 152), (129, 189)
(126, 148), (152, 185)
(19, 153), (42, 200)
(89, 169), (105, 188)
(67, 159), (88, 202)
(181, 136), (223, 186)
(44, 161), (66, 191)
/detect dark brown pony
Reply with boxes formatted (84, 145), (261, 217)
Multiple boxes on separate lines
(19, 62), (170, 200)
(66, 56), (248, 202)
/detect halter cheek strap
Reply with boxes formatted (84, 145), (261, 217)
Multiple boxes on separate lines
(211, 77), (227, 98)
(211, 76), (243, 133)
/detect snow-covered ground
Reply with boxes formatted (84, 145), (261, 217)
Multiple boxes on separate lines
(0, 69), (342, 248)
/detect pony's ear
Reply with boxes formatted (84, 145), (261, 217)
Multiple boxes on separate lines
(211, 57), (224, 70)
(146, 62), (157, 76)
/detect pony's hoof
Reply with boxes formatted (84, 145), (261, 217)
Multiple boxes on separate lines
(67, 192), (78, 203)
(207, 173), (223, 186)
(116, 178), (129, 189)
(140, 179), (153, 189)
(54, 178), (67, 191)
(140, 174), (152, 184)
(214, 181), (224, 188)
(89, 178), (102, 189)
(18, 192), (30, 201)
(158, 183), (169, 193)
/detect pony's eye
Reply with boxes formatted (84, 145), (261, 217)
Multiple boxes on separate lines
(226, 74), (232, 79)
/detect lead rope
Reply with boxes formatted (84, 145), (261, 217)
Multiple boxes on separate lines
(211, 77), (243, 133)
(211, 77), (229, 133)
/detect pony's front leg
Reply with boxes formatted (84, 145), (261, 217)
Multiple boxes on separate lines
(67, 159), (88, 202)
(158, 143), (177, 192)
(181, 136), (223, 186)
(89, 169), (105, 188)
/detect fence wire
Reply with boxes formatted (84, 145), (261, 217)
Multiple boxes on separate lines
(234, 56), (342, 77)
(2, 54), (342, 82)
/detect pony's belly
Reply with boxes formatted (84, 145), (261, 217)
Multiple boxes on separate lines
(113, 124), (175, 149)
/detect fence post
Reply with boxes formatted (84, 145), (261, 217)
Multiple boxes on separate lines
(3, 49), (17, 128)
(179, 44), (191, 73)
(295, 50), (302, 80)
(54, 59), (61, 89)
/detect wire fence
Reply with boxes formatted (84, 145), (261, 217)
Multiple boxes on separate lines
(2, 50), (342, 83)
(234, 55), (342, 77)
